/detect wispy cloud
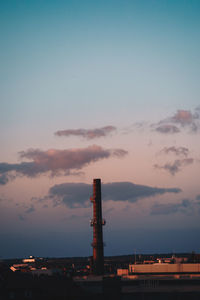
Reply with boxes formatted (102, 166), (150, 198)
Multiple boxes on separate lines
(151, 197), (200, 215)
(16, 204), (36, 221)
(196, 195), (200, 201)
(151, 199), (192, 215)
(0, 174), (10, 185)
(154, 124), (180, 134)
(121, 121), (149, 135)
(159, 146), (189, 157)
(24, 204), (35, 214)
(18, 214), (26, 221)
(0, 145), (127, 184)
(47, 181), (181, 208)
(55, 126), (116, 139)
(154, 158), (194, 175)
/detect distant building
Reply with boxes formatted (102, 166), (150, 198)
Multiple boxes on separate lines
(117, 269), (129, 276)
(129, 263), (200, 274)
(22, 256), (36, 263)
(31, 268), (62, 276)
(117, 263), (200, 279)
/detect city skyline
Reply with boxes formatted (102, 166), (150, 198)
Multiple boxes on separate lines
(1, 0), (200, 258)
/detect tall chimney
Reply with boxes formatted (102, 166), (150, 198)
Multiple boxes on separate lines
(90, 179), (105, 275)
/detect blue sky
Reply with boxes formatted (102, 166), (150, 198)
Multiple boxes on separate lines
(1, 0), (200, 130)
(0, 0), (200, 258)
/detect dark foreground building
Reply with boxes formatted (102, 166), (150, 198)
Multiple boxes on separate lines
(0, 263), (85, 300)
(74, 276), (200, 300)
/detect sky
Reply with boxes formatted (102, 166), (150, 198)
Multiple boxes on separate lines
(0, 0), (200, 259)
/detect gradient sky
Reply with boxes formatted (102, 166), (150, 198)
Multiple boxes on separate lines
(1, 0), (200, 259)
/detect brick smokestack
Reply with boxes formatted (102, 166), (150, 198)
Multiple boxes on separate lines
(90, 179), (105, 275)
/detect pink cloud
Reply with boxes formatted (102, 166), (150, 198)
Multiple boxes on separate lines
(153, 108), (200, 134)
(171, 110), (194, 126)
(0, 145), (128, 183)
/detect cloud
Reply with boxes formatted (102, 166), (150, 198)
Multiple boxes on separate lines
(154, 124), (180, 134)
(55, 126), (116, 139)
(196, 195), (200, 201)
(18, 214), (26, 221)
(151, 199), (192, 215)
(154, 158), (194, 175)
(160, 146), (189, 157)
(0, 145), (127, 183)
(0, 173), (16, 185)
(153, 108), (200, 134)
(102, 182), (181, 202)
(171, 109), (200, 129)
(47, 181), (181, 208)
(171, 110), (195, 126)
(151, 197), (200, 215)
(49, 183), (91, 208)
(121, 121), (150, 135)
(111, 149), (128, 157)
(169, 109), (200, 130)
(24, 205), (35, 214)
(0, 174), (10, 185)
